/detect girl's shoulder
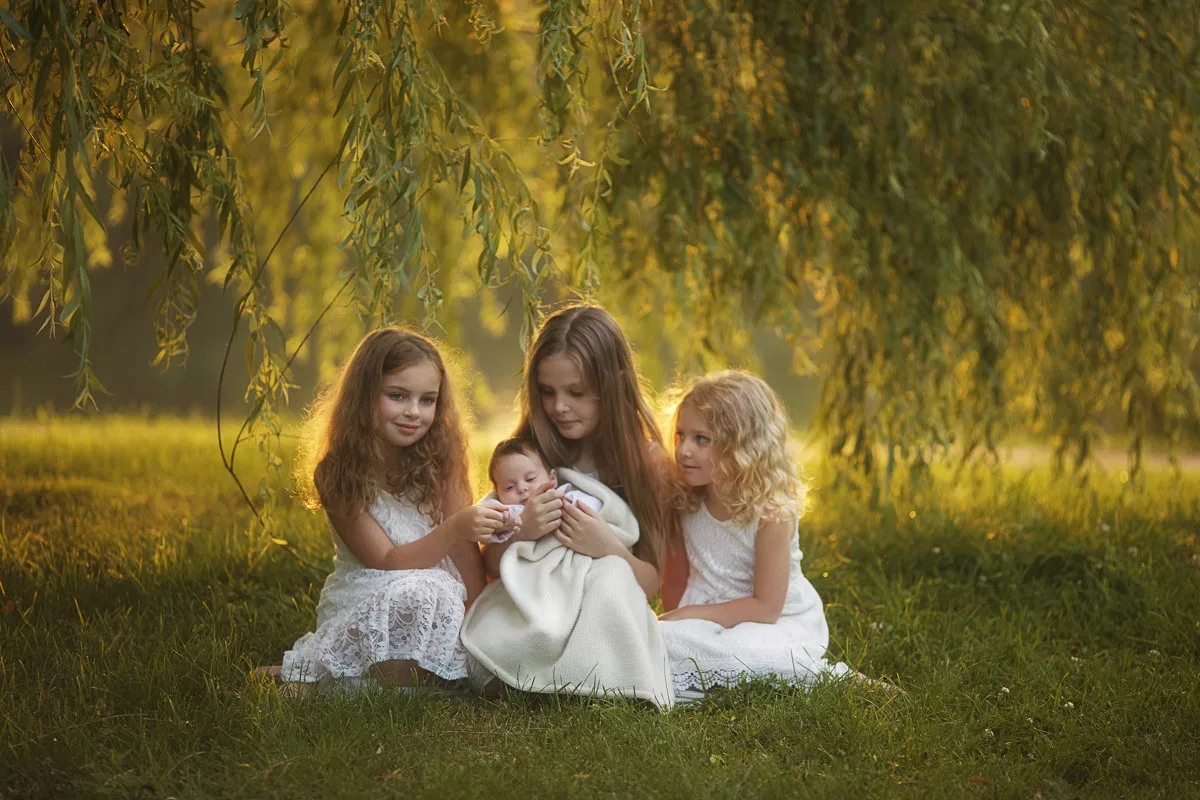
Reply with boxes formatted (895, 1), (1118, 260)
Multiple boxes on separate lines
(755, 504), (799, 529)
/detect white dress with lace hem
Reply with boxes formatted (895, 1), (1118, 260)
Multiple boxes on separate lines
(280, 492), (468, 683)
(661, 503), (851, 693)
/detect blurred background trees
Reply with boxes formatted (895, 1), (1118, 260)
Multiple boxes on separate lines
(2, 0), (1198, 488)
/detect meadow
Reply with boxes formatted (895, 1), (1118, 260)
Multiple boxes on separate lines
(1, 417), (1198, 798)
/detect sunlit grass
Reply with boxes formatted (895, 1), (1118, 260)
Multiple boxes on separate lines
(2, 417), (1198, 798)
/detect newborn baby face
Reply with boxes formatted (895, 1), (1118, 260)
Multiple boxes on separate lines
(493, 451), (555, 505)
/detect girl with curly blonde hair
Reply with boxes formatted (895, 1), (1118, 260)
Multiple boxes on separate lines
(265, 328), (502, 690)
(659, 371), (851, 697)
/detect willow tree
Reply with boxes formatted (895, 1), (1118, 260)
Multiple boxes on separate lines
(589, 1), (1200, 481)
(2, 0), (1199, 507)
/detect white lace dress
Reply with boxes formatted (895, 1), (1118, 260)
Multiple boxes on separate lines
(280, 492), (469, 683)
(661, 503), (851, 693)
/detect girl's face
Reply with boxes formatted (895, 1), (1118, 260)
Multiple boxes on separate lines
(375, 360), (441, 448)
(537, 353), (600, 442)
(674, 401), (717, 488)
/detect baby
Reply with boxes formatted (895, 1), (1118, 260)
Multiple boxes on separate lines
(488, 437), (602, 543)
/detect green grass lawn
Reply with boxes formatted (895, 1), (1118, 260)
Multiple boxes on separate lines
(2, 417), (1199, 798)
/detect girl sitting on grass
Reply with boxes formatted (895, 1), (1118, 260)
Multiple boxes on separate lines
(262, 328), (500, 689)
(659, 371), (852, 697)
(460, 305), (677, 708)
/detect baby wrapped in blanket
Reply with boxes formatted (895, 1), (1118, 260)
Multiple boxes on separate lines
(487, 439), (601, 542)
(460, 439), (674, 708)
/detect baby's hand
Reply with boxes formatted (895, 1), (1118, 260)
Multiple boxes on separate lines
(490, 507), (523, 544)
(504, 506), (522, 529)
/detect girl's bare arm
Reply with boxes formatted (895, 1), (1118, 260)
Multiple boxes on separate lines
(333, 504), (504, 572)
(659, 517), (790, 626)
(660, 531), (690, 611)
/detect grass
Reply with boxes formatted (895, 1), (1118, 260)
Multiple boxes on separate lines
(2, 416), (1199, 798)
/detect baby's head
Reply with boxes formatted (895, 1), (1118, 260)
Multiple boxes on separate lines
(489, 438), (556, 505)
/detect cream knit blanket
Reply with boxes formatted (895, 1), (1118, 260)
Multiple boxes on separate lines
(459, 468), (675, 709)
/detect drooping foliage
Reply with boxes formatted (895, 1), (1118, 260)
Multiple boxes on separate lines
(597, 1), (1200, 480)
(1, 0), (1198, 509)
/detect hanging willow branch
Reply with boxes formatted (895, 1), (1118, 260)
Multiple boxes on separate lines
(2, 0), (1198, 505)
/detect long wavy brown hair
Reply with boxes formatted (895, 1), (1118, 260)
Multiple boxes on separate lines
(671, 371), (808, 527)
(514, 305), (674, 569)
(299, 327), (471, 522)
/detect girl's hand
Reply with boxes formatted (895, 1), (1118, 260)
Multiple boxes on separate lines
(450, 501), (508, 543)
(556, 501), (623, 559)
(518, 481), (564, 540)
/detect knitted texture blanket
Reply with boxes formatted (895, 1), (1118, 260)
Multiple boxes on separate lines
(460, 468), (675, 709)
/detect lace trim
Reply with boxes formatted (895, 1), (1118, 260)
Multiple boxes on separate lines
(671, 659), (853, 693)
(282, 571), (467, 682)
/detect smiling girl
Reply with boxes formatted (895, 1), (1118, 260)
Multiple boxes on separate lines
(266, 328), (501, 689)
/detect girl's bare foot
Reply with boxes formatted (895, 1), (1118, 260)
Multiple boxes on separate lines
(470, 676), (505, 699)
(367, 659), (449, 688)
(254, 665), (282, 681)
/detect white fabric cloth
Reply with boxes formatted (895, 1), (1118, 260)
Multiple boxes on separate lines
(460, 468), (674, 708)
(491, 482), (602, 543)
(280, 492), (468, 683)
(661, 503), (851, 693)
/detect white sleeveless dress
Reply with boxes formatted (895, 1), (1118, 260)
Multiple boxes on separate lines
(660, 503), (851, 693)
(280, 492), (469, 683)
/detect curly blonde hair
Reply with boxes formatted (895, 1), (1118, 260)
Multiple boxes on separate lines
(297, 327), (471, 523)
(671, 371), (807, 526)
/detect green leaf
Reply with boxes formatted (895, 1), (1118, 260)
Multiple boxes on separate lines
(0, 7), (30, 41)
(245, 335), (256, 378)
(459, 147), (472, 194)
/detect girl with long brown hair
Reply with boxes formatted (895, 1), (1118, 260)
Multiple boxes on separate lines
(270, 327), (503, 689)
(482, 304), (673, 585)
(460, 305), (678, 707)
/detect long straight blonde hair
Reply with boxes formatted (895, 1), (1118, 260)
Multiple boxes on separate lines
(514, 305), (673, 569)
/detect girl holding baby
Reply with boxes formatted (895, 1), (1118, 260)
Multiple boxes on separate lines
(264, 305), (849, 705)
